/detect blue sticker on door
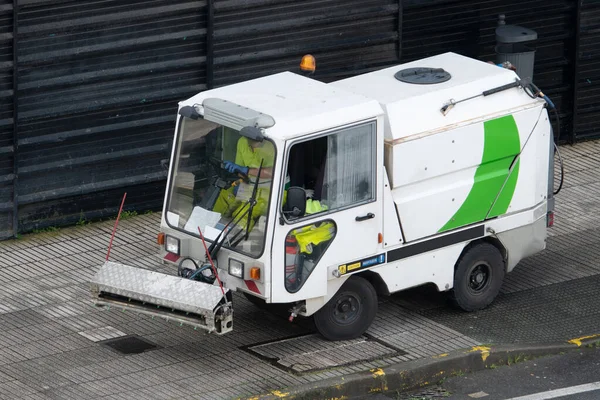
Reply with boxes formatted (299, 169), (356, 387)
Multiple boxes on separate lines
(338, 253), (386, 275)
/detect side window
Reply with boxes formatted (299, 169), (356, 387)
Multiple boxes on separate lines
(285, 220), (337, 293)
(282, 121), (376, 220)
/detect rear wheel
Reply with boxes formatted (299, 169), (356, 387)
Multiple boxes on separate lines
(314, 275), (377, 341)
(449, 242), (505, 312)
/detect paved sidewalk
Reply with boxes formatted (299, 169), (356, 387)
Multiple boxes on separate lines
(0, 140), (599, 400)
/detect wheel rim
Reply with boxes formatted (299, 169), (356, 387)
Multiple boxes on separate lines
(332, 292), (361, 326)
(467, 262), (492, 294)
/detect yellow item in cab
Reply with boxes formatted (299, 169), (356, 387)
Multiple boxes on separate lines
(212, 187), (239, 216)
(293, 222), (335, 254)
(230, 193), (268, 233)
(305, 199), (328, 215)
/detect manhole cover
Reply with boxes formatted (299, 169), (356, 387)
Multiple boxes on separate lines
(243, 333), (407, 374)
(99, 335), (159, 354)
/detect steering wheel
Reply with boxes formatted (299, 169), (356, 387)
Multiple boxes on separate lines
(208, 157), (250, 185)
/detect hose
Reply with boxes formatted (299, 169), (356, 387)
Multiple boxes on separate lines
(522, 81), (564, 195)
(553, 138), (564, 195)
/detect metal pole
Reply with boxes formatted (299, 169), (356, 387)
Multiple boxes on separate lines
(206, 0), (214, 89)
(12, 0), (18, 238)
(105, 193), (127, 262)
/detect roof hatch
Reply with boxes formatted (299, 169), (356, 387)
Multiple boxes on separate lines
(394, 67), (451, 84)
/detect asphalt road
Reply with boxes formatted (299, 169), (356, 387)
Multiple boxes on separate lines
(356, 347), (600, 400)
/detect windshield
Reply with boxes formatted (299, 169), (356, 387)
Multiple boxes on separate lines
(165, 116), (276, 257)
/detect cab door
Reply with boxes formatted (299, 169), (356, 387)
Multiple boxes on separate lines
(271, 119), (384, 303)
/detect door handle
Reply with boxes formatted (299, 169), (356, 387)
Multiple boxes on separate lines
(355, 213), (375, 222)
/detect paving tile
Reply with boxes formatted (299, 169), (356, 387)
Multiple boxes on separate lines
(0, 370), (14, 384)
(0, 380), (38, 399)
(77, 326), (127, 343)
(17, 394), (52, 400)
(45, 384), (100, 400)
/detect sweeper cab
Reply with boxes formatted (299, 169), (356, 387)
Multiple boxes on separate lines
(90, 52), (558, 341)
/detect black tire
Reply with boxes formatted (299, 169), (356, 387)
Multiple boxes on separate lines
(449, 242), (505, 312)
(314, 275), (378, 341)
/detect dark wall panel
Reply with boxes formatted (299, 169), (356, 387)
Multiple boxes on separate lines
(212, 0), (401, 86)
(13, 0), (207, 232)
(0, 0), (13, 239)
(575, 1), (600, 140)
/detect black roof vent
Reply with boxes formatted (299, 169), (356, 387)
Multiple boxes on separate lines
(394, 67), (451, 84)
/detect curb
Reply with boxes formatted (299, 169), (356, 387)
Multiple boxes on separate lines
(244, 334), (600, 400)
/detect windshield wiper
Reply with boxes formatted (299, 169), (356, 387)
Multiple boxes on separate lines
(207, 205), (250, 259)
(244, 159), (263, 241)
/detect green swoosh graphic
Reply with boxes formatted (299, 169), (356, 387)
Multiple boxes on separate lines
(440, 115), (520, 232)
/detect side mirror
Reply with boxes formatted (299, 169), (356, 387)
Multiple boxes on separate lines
(284, 187), (306, 218)
(179, 105), (200, 120)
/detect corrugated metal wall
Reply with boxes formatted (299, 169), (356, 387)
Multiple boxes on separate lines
(0, 0), (14, 240)
(13, 0), (207, 236)
(0, 0), (594, 239)
(212, 0), (401, 86)
(575, 0), (600, 140)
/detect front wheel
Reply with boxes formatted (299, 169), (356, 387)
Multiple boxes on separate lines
(314, 275), (378, 341)
(449, 242), (505, 312)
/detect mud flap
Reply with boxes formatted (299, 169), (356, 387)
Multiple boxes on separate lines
(90, 261), (233, 334)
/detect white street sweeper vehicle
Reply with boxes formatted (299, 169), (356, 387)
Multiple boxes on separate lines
(90, 52), (558, 341)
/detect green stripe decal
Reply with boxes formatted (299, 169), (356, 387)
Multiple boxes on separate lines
(440, 115), (520, 232)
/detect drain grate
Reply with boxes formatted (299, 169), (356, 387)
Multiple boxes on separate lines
(243, 333), (407, 374)
(99, 335), (159, 354)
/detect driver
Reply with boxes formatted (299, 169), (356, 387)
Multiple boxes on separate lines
(224, 136), (274, 179)
(212, 136), (275, 232)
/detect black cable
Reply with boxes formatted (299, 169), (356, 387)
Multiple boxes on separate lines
(550, 107), (564, 196)
(553, 141), (564, 196)
(525, 81), (563, 195)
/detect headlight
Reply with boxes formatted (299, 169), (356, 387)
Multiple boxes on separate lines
(228, 259), (244, 278)
(165, 235), (180, 255)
